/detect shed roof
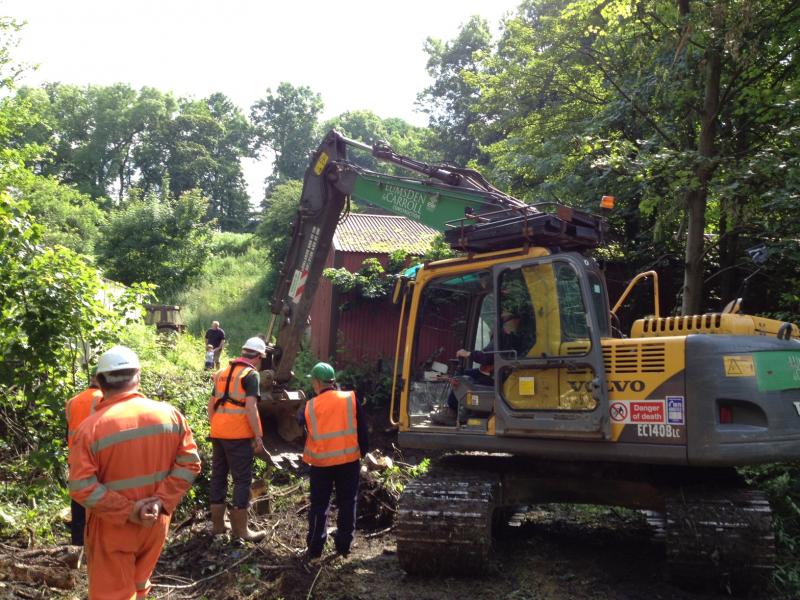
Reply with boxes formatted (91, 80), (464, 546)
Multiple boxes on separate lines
(333, 213), (438, 255)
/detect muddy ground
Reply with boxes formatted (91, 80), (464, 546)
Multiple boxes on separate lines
(1, 482), (784, 600)
(0, 417), (789, 599)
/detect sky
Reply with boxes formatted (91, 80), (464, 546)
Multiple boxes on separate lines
(2, 0), (521, 201)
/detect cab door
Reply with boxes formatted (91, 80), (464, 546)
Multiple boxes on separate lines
(492, 253), (609, 439)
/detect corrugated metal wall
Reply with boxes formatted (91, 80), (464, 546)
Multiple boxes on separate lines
(309, 250), (402, 368)
(309, 250), (466, 371)
(330, 252), (402, 369)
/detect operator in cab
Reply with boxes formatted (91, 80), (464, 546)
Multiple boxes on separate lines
(432, 310), (524, 426)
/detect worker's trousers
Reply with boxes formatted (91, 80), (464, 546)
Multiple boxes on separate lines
(85, 512), (170, 600)
(209, 438), (253, 509)
(307, 460), (360, 557)
(70, 499), (86, 546)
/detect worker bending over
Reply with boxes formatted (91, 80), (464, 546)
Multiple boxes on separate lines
(301, 362), (369, 559)
(65, 368), (102, 546)
(69, 346), (201, 600)
(207, 336), (268, 542)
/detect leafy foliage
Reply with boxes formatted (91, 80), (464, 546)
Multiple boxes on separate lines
(9, 173), (104, 255)
(0, 192), (150, 491)
(97, 189), (213, 301)
(250, 82), (323, 186)
(417, 15), (494, 166)
(458, 0), (800, 316)
(255, 179), (303, 291)
(323, 237), (456, 308)
(11, 84), (254, 230)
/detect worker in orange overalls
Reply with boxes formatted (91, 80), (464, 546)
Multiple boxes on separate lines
(69, 346), (201, 600)
(208, 336), (268, 542)
(301, 362), (368, 559)
(65, 368), (102, 546)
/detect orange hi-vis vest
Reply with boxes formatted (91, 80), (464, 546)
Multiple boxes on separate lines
(303, 389), (361, 467)
(210, 359), (262, 439)
(68, 391), (201, 522)
(66, 387), (103, 448)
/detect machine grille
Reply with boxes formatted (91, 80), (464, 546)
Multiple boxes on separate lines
(602, 342), (666, 374)
(639, 314), (723, 334)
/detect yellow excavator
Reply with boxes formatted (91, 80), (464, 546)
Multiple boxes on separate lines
(261, 130), (800, 590)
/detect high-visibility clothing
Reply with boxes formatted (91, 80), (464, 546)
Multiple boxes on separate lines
(66, 387), (102, 448)
(69, 390), (201, 600)
(303, 390), (361, 467)
(210, 359), (262, 439)
(85, 512), (169, 600)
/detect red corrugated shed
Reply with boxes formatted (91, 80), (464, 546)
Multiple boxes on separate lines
(308, 214), (438, 368)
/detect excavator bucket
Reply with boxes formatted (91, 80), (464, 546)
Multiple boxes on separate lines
(258, 369), (306, 448)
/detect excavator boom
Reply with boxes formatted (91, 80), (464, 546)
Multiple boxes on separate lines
(266, 130), (606, 385)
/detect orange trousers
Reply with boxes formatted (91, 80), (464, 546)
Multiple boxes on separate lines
(85, 513), (171, 600)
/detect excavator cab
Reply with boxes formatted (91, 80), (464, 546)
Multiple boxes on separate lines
(397, 248), (611, 444)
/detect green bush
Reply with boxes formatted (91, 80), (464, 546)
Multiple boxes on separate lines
(741, 463), (800, 593)
(210, 231), (255, 257)
(97, 189), (213, 301)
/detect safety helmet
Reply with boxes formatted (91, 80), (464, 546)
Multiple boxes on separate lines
(242, 336), (267, 357)
(96, 345), (141, 374)
(309, 362), (336, 383)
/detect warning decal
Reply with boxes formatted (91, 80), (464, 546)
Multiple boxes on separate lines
(630, 401), (665, 423)
(609, 402), (628, 422)
(288, 269), (309, 304)
(608, 400), (666, 424)
(723, 355), (755, 377)
(667, 396), (685, 424)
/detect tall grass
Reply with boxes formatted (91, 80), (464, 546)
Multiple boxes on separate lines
(177, 233), (276, 354)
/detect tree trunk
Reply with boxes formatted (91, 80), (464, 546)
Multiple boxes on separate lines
(680, 2), (724, 315)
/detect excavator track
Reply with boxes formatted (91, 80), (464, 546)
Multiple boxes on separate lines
(396, 466), (500, 575)
(664, 488), (775, 592)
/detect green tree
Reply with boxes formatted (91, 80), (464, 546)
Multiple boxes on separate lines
(250, 82), (323, 185)
(98, 189), (213, 299)
(256, 179), (303, 261)
(0, 192), (125, 471)
(160, 95), (253, 230)
(471, 0), (800, 316)
(417, 15), (493, 166)
(10, 173), (104, 255)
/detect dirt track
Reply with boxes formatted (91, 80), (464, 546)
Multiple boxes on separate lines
(0, 492), (782, 599)
(146, 501), (767, 600)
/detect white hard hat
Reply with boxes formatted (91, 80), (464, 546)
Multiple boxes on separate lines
(96, 345), (141, 374)
(242, 337), (267, 357)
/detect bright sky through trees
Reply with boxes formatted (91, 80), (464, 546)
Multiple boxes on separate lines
(3, 0), (520, 199)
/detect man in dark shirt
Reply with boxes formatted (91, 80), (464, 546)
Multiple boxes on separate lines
(205, 320), (226, 370)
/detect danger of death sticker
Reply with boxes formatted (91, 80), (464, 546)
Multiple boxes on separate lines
(609, 400), (667, 424)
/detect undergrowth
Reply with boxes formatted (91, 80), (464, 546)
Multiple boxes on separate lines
(0, 323), (218, 544)
(177, 233), (273, 351)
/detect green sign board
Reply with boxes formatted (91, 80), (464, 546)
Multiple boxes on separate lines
(754, 350), (800, 392)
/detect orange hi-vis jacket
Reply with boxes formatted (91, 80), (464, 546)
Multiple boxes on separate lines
(303, 389), (361, 467)
(210, 359), (262, 439)
(66, 386), (103, 449)
(68, 391), (201, 522)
